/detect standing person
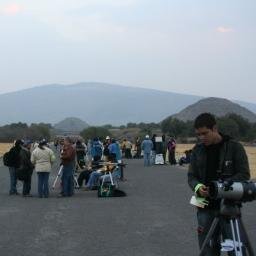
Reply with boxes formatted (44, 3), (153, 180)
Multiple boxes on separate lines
(151, 134), (157, 164)
(188, 113), (250, 255)
(18, 140), (34, 197)
(31, 139), (56, 198)
(75, 140), (86, 169)
(135, 137), (142, 159)
(60, 137), (76, 197)
(124, 139), (132, 159)
(162, 134), (167, 164)
(91, 137), (103, 161)
(103, 136), (111, 160)
(141, 135), (153, 167)
(4, 139), (24, 195)
(167, 137), (177, 165)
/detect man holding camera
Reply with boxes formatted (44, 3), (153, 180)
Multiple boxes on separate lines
(188, 113), (250, 256)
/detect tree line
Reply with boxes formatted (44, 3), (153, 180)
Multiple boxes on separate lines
(0, 123), (51, 142)
(0, 113), (255, 143)
(161, 113), (256, 142)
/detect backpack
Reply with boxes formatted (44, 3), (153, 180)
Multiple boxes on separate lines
(3, 151), (11, 167)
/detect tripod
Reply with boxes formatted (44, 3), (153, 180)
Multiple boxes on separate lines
(52, 165), (79, 189)
(199, 200), (255, 256)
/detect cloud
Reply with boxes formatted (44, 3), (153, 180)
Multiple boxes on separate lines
(216, 26), (234, 33)
(0, 3), (23, 16)
(16, 0), (139, 42)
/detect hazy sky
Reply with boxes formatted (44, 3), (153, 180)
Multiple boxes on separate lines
(0, 0), (255, 102)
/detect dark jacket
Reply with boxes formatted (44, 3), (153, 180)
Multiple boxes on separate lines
(17, 147), (34, 180)
(8, 146), (22, 168)
(188, 135), (250, 191)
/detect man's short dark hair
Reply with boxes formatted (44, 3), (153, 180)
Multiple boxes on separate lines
(194, 113), (216, 129)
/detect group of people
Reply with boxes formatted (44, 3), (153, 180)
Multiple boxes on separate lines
(140, 134), (179, 166)
(5, 139), (55, 197)
(3, 111), (253, 254)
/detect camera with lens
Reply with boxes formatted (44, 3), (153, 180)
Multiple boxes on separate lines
(209, 180), (256, 202)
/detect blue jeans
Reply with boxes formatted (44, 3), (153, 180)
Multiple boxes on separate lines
(143, 152), (151, 166)
(37, 172), (50, 197)
(86, 171), (102, 189)
(9, 167), (18, 194)
(61, 165), (74, 196)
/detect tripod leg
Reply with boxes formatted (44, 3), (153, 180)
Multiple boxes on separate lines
(52, 166), (63, 189)
(239, 218), (255, 256)
(199, 217), (219, 256)
(73, 174), (79, 188)
(230, 219), (242, 256)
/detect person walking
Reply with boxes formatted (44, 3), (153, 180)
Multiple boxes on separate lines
(141, 135), (153, 167)
(31, 139), (56, 198)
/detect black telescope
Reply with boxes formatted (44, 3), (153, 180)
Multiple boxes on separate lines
(209, 180), (256, 202)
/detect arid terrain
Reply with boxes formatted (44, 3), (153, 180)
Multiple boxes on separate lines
(1, 143), (255, 178)
(176, 144), (256, 179)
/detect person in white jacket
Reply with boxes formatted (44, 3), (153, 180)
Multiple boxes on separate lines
(31, 139), (55, 198)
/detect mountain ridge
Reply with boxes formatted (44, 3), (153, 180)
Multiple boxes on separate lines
(0, 82), (255, 125)
(172, 97), (256, 122)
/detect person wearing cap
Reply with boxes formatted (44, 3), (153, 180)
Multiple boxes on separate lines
(103, 136), (111, 160)
(31, 139), (56, 198)
(141, 135), (153, 166)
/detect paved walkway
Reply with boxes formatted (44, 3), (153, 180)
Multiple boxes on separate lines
(0, 158), (255, 256)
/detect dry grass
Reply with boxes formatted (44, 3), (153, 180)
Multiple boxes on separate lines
(1, 142), (255, 178)
(0, 143), (13, 157)
(176, 144), (256, 179)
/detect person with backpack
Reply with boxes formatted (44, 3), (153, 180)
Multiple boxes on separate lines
(3, 139), (24, 195)
(31, 139), (56, 198)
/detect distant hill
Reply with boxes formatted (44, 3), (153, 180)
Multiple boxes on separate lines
(0, 82), (255, 125)
(54, 117), (89, 132)
(172, 97), (256, 123)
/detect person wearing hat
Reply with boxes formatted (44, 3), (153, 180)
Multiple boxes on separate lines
(31, 139), (56, 198)
(141, 135), (153, 167)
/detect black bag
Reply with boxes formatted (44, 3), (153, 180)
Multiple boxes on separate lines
(3, 152), (11, 167)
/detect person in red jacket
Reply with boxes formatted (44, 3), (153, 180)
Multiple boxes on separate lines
(60, 137), (76, 197)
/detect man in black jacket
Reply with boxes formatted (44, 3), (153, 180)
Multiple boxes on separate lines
(18, 140), (34, 197)
(188, 113), (250, 256)
(6, 139), (24, 195)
